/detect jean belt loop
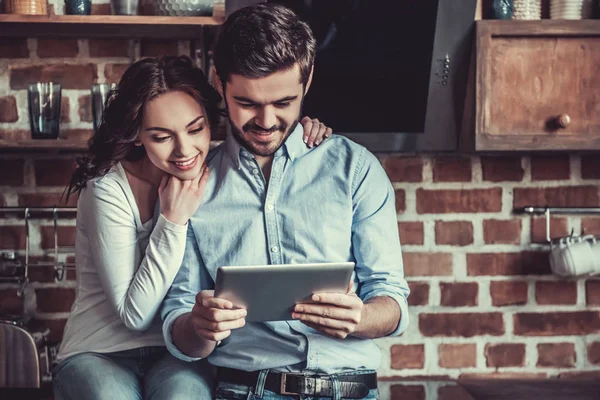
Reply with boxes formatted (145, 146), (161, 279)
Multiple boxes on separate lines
(330, 374), (341, 400)
(253, 369), (269, 399)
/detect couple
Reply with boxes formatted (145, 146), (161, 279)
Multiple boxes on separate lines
(53, 4), (409, 400)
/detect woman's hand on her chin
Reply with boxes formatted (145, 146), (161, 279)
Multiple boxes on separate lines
(159, 164), (210, 225)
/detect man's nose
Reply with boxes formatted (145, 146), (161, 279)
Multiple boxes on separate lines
(255, 106), (277, 130)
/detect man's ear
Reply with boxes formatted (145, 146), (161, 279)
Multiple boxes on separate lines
(304, 65), (314, 96)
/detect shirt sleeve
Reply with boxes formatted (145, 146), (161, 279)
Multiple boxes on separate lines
(351, 148), (410, 336)
(160, 223), (212, 361)
(82, 179), (188, 331)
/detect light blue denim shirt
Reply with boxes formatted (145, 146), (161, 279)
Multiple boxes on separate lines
(161, 124), (410, 374)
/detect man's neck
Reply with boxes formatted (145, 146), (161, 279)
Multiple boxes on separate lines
(256, 155), (274, 182)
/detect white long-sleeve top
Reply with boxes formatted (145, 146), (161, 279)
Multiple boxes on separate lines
(57, 163), (187, 362)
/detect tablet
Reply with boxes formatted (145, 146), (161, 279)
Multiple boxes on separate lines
(214, 262), (355, 322)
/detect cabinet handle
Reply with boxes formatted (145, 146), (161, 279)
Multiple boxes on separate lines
(556, 114), (571, 129)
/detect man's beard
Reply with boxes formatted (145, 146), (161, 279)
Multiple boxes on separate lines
(228, 115), (300, 157)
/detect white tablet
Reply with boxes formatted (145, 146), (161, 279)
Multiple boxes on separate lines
(214, 262), (355, 322)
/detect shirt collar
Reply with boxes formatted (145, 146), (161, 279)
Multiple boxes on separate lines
(225, 122), (307, 168)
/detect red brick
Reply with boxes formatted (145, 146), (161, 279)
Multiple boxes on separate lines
(582, 218), (600, 236)
(581, 155), (600, 179)
(435, 221), (473, 246)
(10, 64), (98, 90)
(382, 156), (423, 183)
(398, 222), (424, 245)
(18, 193), (77, 207)
(104, 63), (129, 84)
(66, 255), (77, 280)
(390, 385), (425, 400)
(531, 216), (569, 243)
(0, 226), (26, 250)
(78, 95), (92, 122)
(432, 157), (472, 182)
(395, 189), (406, 214)
(438, 343), (476, 368)
(416, 188), (502, 214)
(27, 255), (59, 283)
(490, 281), (528, 307)
(0, 129), (29, 141)
(89, 39), (131, 58)
(0, 289), (24, 315)
(140, 39), (179, 57)
(483, 219), (521, 245)
(481, 156), (524, 182)
(0, 96), (18, 122)
(91, 3), (111, 14)
(586, 280), (600, 305)
(514, 312), (600, 336)
(459, 372), (547, 379)
(407, 282), (429, 306)
(0, 38), (29, 58)
(531, 155), (571, 181)
(467, 252), (550, 276)
(513, 186), (600, 209)
(440, 282), (478, 307)
(37, 39), (79, 58)
(0, 159), (25, 186)
(403, 253), (453, 276)
(40, 226), (76, 249)
(535, 281), (577, 305)
(588, 342), (600, 365)
(34, 159), (77, 186)
(538, 343), (576, 368)
(485, 343), (525, 367)
(419, 313), (504, 337)
(391, 344), (425, 369)
(60, 96), (70, 123)
(35, 288), (75, 313)
(26, 318), (67, 344)
(438, 386), (475, 400)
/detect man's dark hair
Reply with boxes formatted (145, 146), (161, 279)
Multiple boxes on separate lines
(213, 3), (316, 87)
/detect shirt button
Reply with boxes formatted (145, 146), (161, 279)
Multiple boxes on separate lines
(252, 168), (259, 175)
(266, 204), (274, 211)
(271, 246), (279, 253)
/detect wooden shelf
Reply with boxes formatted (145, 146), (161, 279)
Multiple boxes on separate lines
(0, 139), (89, 152)
(0, 14), (223, 38)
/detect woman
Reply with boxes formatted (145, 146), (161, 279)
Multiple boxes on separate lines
(53, 55), (332, 400)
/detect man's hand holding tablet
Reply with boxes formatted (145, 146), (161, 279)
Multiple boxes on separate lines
(189, 290), (247, 342)
(291, 281), (364, 339)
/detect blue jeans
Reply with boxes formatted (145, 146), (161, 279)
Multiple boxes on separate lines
(215, 370), (378, 400)
(53, 346), (214, 400)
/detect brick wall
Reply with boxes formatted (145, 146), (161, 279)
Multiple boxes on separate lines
(2, 10), (600, 400)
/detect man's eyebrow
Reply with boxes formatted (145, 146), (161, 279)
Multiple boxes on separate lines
(233, 95), (298, 105)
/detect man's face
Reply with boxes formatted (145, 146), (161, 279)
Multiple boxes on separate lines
(222, 64), (308, 157)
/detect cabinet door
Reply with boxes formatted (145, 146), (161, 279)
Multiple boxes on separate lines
(475, 21), (600, 151)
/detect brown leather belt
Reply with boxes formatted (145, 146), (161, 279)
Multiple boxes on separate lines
(217, 367), (377, 399)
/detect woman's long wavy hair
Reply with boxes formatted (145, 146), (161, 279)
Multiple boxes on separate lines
(65, 55), (223, 202)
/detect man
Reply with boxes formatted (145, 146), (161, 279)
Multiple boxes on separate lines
(161, 4), (410, 399)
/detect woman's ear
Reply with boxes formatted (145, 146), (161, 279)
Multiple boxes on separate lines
(134, 136), (143, 146)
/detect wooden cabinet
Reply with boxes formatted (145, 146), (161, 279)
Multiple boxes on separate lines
(468, 20), (600, 151)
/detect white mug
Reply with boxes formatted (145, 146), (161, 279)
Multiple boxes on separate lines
(550, 235), (600, 277)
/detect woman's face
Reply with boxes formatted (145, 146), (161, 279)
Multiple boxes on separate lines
(137, 90), (211, 181)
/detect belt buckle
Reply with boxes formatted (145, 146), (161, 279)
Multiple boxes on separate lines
(279, 372), (305, 396)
